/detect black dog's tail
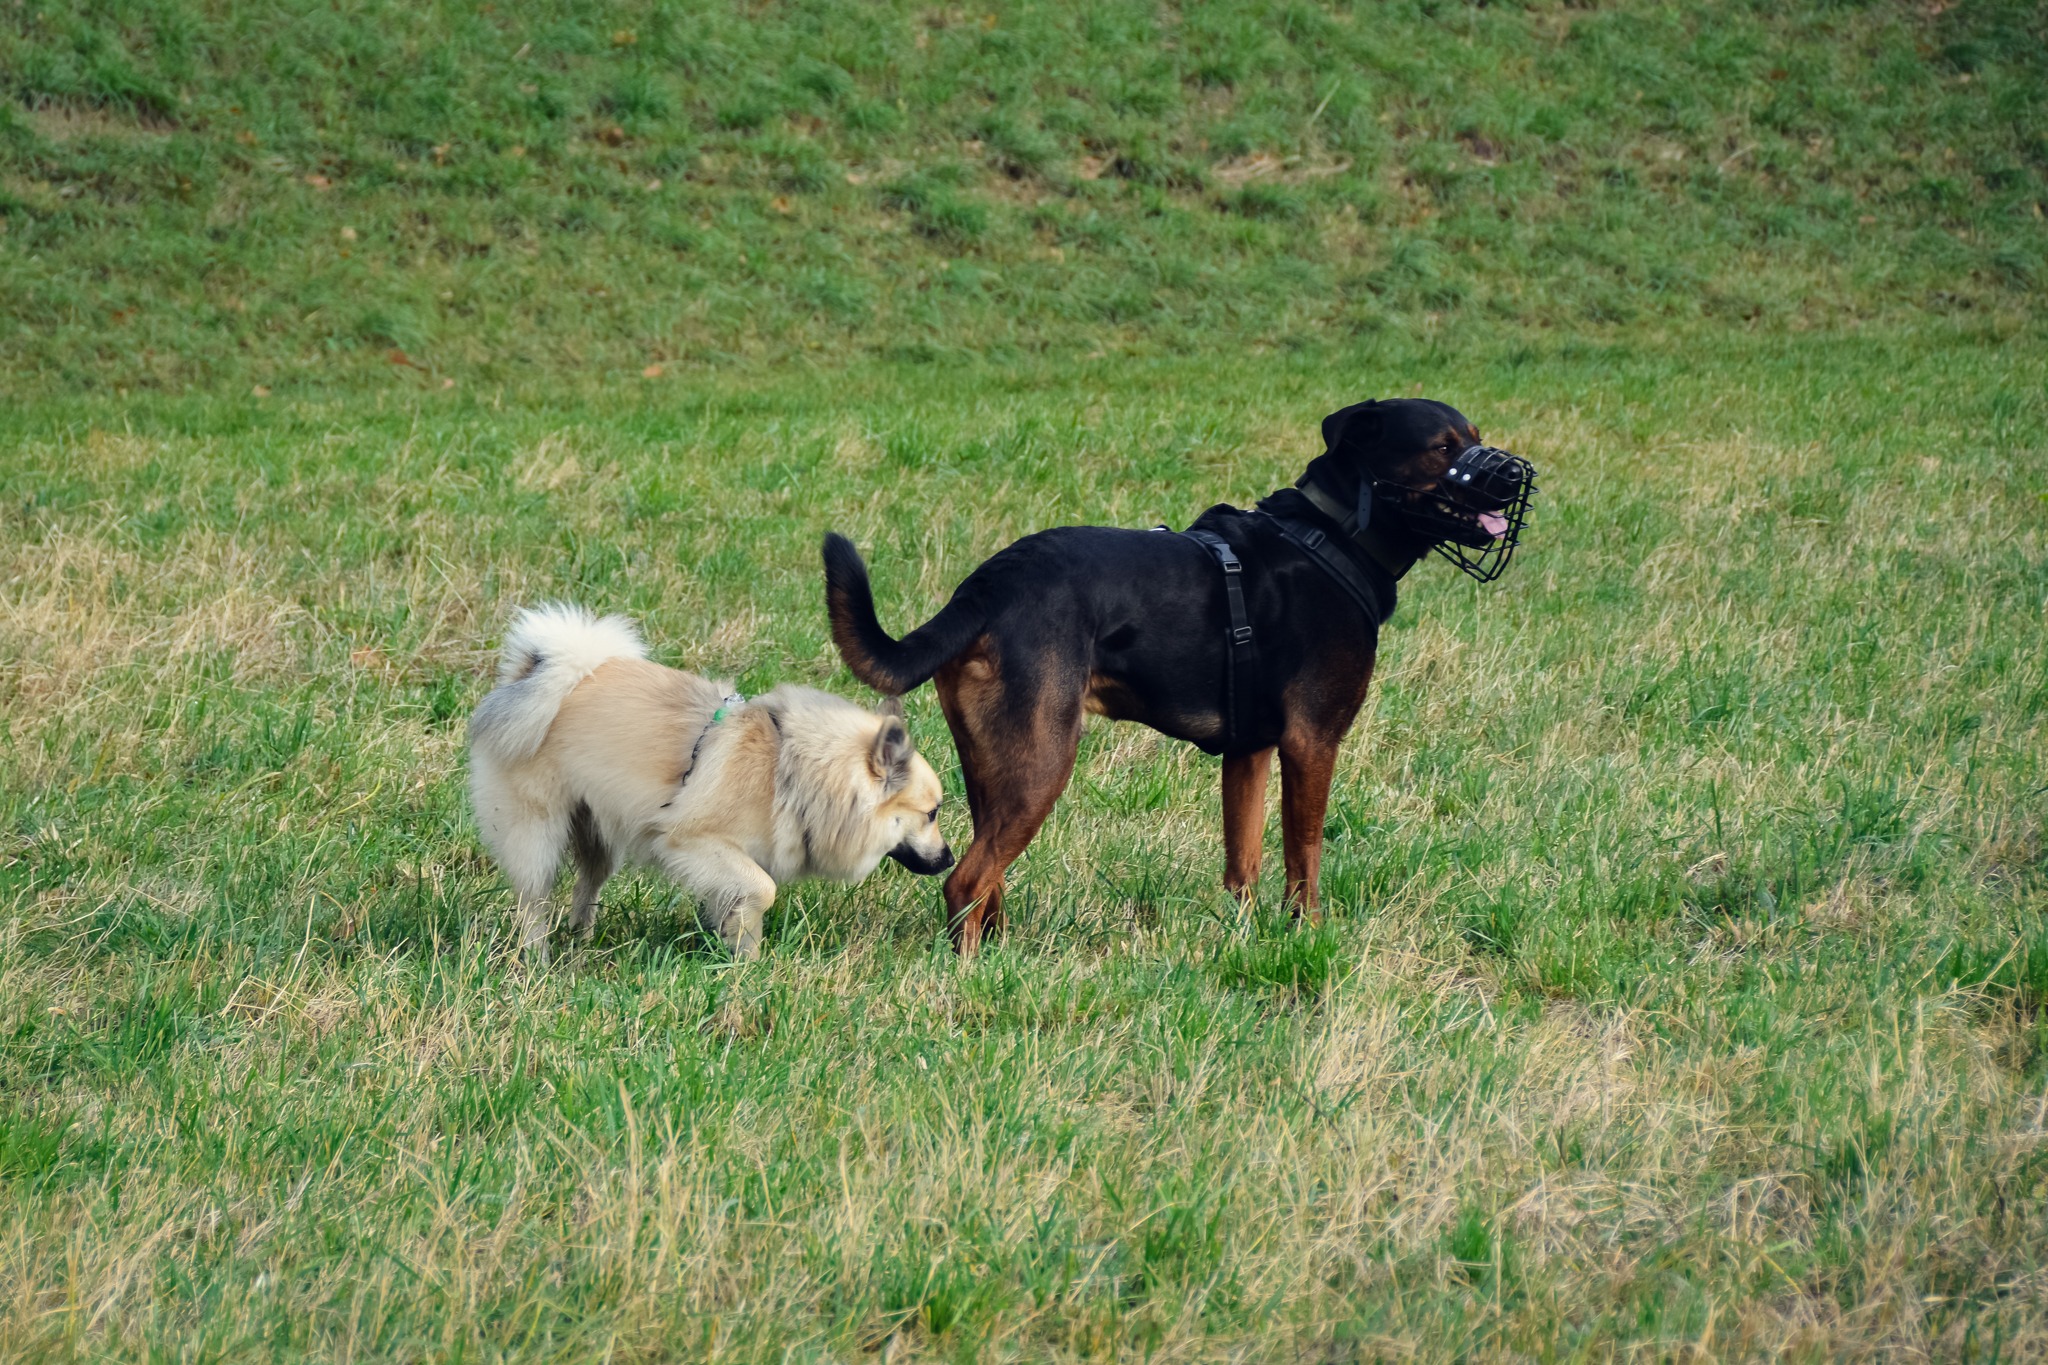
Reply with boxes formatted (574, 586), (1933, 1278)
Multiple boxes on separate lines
(822, 532), (987, 694)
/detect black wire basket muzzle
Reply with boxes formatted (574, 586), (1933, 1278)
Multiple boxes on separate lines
(1385, 444), (1537, 584)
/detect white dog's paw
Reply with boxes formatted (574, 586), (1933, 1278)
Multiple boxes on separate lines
(711, 906), (764, 960)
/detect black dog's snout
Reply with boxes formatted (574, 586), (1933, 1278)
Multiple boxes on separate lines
(1370, 442), (1537, 583)
(890, 842), (955, 875)
(1449, 444), (1532, 506)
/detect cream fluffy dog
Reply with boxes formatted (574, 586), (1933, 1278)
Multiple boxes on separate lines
(468, 604), (953, 959)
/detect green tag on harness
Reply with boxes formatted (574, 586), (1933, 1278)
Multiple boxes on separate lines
(680, 692), (748, 793)
(709, 691), (745, 727)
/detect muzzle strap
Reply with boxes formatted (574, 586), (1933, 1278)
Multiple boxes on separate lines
(1303, 446), (1537, 585)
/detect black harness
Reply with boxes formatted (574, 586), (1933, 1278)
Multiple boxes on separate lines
(1253, 505), (1398, 630)
(1180, 529), (1260, 749)
(1164, 504), (1404, 752)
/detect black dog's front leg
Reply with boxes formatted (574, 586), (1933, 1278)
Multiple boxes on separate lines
(1278, 732), (1340, 921)
(1221, 748), (1274, 902)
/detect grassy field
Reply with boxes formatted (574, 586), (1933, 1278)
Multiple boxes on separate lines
(5, 332), (2045, 1360)
(4, 0), (2044, 387)
(6, 1), (2048, 1361)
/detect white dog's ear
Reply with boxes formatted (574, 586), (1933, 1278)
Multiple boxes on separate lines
(870, 716), (914, 791)
(876, 694), (906, 721)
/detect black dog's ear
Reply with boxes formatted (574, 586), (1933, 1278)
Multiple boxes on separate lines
(871, 716), (914, 791)
(1297, 399), (1387, 506)
(1320, 399), (1384, 459)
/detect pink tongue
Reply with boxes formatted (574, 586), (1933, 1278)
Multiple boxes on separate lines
(1478, 511), (1509, 538)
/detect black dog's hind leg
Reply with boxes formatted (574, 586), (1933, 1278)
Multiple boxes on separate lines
(567, 801), (614, 941)
(1221, 747), (1274, 904)
(934, 651), (1084, 955)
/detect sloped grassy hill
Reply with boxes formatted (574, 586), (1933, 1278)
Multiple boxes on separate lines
(3, 0), (2044, 389)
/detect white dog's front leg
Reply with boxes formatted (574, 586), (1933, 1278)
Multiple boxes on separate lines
(660, 839), (777, 960)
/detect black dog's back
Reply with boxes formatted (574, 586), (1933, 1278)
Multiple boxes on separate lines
(827, 525), (1217, 694)
(824, 511), (1384, 755)
(956, 525), (1236, 745)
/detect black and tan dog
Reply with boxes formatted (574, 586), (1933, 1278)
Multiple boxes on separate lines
(823, 398), (1535, 952)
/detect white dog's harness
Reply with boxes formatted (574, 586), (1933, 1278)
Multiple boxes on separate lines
(660, 691), (747, 806)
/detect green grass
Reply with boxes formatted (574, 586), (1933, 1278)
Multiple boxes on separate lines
(3, 0), (2044, 389)
(3, 332), (2045, 1358)
(6, 0), (2048, 1359)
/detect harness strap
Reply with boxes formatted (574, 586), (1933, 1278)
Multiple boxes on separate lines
(1182, 529), (1260, 748)
(1256, 510), (1392, 631)
(681, 691), (746, 785)
(1296, 481), (1415, 581)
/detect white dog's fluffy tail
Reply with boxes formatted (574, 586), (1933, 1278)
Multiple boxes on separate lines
(470, 603), (645, 763)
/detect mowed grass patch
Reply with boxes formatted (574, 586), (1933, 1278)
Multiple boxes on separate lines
(3, 330), (2045, 1357)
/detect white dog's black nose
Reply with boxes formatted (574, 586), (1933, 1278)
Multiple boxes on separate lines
(889, 842), (955, 875)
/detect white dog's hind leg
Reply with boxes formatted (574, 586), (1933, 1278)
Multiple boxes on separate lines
(567, 803), (614, 942)
(568, 862), (610, 943)
(660, 841), (777, 960)
(487, 811), (567, 962)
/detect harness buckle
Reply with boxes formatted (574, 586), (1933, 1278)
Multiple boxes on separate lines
(1232, 625), (1254, 646)
(1219, 557), (1242, 574)
(1302, 528), (1326, 550)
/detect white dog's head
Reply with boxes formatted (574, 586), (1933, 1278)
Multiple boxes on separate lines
(769, 689), (953, 883)
(866, 697), (953, 876)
